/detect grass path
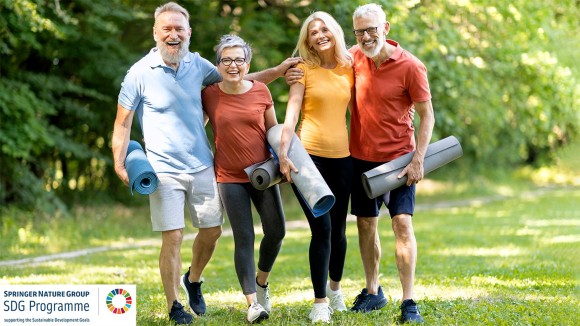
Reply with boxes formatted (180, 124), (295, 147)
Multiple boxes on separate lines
(1, 187), (558, 268)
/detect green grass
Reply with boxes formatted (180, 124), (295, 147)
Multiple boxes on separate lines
(2, 142), (580, 325)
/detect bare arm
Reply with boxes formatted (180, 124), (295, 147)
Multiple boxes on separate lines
(112, 103), (135, 186)
(246, 57), (303, 84)
(278, 82), (305, 182)
(398, 100), (435, 185)
(264, 105), (278, 131)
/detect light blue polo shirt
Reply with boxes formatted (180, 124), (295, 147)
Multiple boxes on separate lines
(118, 48), (221, 173)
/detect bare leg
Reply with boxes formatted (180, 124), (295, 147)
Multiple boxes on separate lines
(328, 279), (341, 291)
(356, 217), (381, 295)
(256, 269), (270, 288)
(160, 229), (184, 312)
(187, 226), (222, 282)
(392, 214), (417, 300)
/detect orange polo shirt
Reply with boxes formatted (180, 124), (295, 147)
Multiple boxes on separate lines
(349, 40), (431, 162)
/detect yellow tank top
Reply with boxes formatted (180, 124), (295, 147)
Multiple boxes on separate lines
(296, 63), (354, 158)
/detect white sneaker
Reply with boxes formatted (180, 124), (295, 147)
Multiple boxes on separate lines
(326, 282), (347, 312)
(247, 302), (269, 323)
(256, 281), (272, 313)
(309, 302), (333, 323)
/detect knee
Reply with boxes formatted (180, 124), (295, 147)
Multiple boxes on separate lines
(271, 227), (286, 243)
(312, 224), (331, 242)
(199, 226), (222, 242)
(357, 217), (377, 233)
(162, 229), (183, 247)
(392, 214), (413, 238)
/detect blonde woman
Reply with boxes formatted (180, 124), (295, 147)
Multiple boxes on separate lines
(278, 11), (354, 323)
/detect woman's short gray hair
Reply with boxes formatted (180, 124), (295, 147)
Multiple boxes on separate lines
(215, 34), (253, 65)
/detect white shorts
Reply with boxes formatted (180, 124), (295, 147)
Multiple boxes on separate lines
(149, 167), (224, 231)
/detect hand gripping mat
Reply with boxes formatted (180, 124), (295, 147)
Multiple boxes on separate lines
(362, 136), (462, 199)
(266, 124), (335, 217)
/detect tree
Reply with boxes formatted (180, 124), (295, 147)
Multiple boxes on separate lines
(1, 0), (578, 211)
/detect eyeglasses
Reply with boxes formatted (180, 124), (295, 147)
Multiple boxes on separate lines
(353, 26), (379, 36)
(220, 58), (246, 66)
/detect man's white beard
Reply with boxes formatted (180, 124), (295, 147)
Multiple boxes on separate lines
(359, 34), (384, 59)
(157, 38), (190, 64)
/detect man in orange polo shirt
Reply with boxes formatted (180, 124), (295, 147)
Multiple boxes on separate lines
(347, 3), (435, 323)
(285, 3), (435, 322)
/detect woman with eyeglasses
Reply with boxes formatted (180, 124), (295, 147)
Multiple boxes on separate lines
(202, 34), (286, 324)
(277, 11), (354, 323)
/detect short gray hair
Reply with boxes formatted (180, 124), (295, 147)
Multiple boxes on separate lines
(154, 2), (189, 22)
(353, 3), (387, 24)
(215, 34), (253, 65)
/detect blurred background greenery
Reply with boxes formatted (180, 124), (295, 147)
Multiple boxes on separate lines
(1, 0), (579, 213)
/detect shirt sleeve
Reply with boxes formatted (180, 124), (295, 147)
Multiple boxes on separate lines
(118, 67), (142, 111)
(200, 55), (221, 86)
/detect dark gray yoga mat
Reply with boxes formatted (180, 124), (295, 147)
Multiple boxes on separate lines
(266, 124), (335, 217)
(244, 157), (282, 190)
(362, 136), (463, 199)
(125, 140), (159, 195)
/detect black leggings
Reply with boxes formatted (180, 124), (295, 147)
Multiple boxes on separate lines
(218, 183), (286, 295)
(291, 155), (352, 299)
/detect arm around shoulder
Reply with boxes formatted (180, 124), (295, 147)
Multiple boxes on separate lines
(246, 57), (303, 84)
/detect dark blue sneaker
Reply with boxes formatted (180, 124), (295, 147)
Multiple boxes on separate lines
(180, 268), (206, 316)
(169, 300), (193, 325)
(349, 286), (387, 313)
(400, 299), (424, 323)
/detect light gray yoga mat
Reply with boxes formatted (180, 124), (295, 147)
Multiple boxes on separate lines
(266, 124), (335, 217)
(244, 157), (282, 190)
(125, 140), (159, 195)
(362, 136), (463, 199)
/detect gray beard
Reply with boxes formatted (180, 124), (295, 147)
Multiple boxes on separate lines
(157, 39), (190, 65)
(359, 35), (384, 59)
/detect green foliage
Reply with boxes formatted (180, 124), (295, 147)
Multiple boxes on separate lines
(1, 0), (579, 210)
(389, 0), (580, 168)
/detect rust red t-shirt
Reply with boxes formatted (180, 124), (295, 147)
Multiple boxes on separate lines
(202, 81), (273, 182)
(350, 40), (431, 162)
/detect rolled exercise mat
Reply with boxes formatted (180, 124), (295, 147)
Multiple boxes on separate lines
(266, 124), (335, 217)
(244, 157), (282, 191)
(125, 140), (159, 195)
(362, 136), (463, 199)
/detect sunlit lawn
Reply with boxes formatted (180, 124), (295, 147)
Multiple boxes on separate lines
(2, 185), (579, 325)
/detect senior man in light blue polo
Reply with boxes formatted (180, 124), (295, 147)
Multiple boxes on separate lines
(111, 2), (300, 324)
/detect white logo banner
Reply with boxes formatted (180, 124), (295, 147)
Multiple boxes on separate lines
(1, 285), (136, 326)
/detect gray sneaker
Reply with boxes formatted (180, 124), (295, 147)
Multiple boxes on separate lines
(255, 280), (271, 313)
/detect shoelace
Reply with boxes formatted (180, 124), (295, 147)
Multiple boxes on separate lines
(403, 303), (419, 314)
(352, 292), (368, 307)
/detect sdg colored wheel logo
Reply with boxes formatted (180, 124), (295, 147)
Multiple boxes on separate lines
(106, 288), (133, 314)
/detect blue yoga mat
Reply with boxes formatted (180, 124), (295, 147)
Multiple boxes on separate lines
(125, 140), (159, 195)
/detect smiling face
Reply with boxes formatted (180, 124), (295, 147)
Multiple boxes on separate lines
(353, 14), (388, 59)
(307, 19), (335, 55)
(153, 11), (191, 65)
(217, 47), (248, 84)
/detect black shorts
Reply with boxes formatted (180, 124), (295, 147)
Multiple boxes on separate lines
(350, 157), (415, 218)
